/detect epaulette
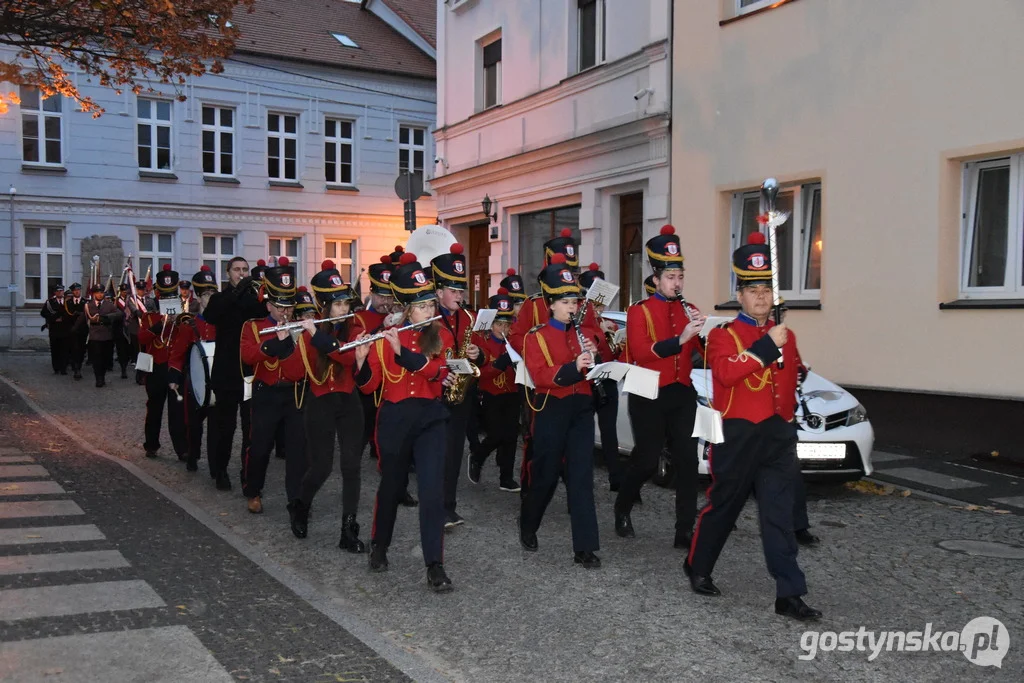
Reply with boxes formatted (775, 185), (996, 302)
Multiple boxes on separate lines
(528, 293), (543, 300)
(528, 324), (545, 333)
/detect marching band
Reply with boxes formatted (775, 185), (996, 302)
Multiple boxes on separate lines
(42, 203), (822, 618)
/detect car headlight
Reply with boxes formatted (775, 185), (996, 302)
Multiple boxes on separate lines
(846, 404), (868, 426)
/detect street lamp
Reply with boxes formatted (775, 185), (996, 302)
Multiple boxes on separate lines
(8, 184), (16, 349)
(481, 195), (498, 239)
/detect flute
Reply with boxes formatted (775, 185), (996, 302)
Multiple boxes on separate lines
(258, 313), (356, 335)
(336, 315), (441, 352)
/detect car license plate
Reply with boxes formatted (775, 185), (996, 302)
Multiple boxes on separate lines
(798, 443), (846, 460)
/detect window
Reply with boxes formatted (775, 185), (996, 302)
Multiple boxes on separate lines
(202, 105), (235, 176)
(20, 86), (62, 165)
(23, 226), (65, 303)
(137, 99), (172, 172)
(324, 239), (355, 282)
(481, 36), (502, 109)
(730, 182), (822, 297)
(202, 234), (236, 279)
(578, 0), (606, 71)
(267, 112), (299, 181)
(270, 236), (301, 282)
(138, 231), (175, 276)
(324, 118), (355, 185)
(517, 206), (581, 292)
(738, 0), (775, 15)
(960, 156), (1024, 297)
(398, 125), (426, 175)
(331, 33), (360, 48)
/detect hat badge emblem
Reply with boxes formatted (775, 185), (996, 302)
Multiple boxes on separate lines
(382, 271), (391, 282)
(454, 261), (464, 274)
(281, 274), (292, 287)
(749, 254), (767, 270)
(413, 271), (427, 285)
(511, 281), (520, 290)
(330, 275), (342, 286)
(499, 300), (509, 310)
(565, 245), (575, 257)
(666, 243), (679, 255)
(560, 270), (574, 283)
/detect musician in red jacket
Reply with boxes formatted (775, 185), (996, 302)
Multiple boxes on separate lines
(615, 225), (706, 549)
(686, 232), (821, 622)
(288, 261), (366, 550)
(238, 258), (306, 515)
(519, 254), (601, 569)
(354, 256), (395, 458)
(138, 265), (189, 459)
(499, 268), (527, 317)
(168, 266), (218, 472)
(467, 288), (520, 492)
(355, 252), (455, 592)
(507, 229), (579, 355)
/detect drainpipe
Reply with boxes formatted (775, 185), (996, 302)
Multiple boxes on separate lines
(7, 185), (15, 349)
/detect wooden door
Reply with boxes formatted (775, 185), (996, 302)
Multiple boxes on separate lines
(619, 192), (644, 306)
(468, 223), (491, 310)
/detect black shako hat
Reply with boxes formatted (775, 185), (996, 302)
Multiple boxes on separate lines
(430, 243), (468, 290)
(390, 252), (436, 305)
(643, 274), (656, 296)
(251, 259), (268, 282)
(191, 265), (218, 293)
(388, 245), (405, 267)
(499, 268), (526, 300)
(646, 224), (684, 271)
(489, 288), (516, 321)
(154, 264), (179, 299)
(263, 257), (297, 306)
(367, 255), (394, 296)
(311, 259), (356, 309)
(577, 262), (604, 292)
(538, 254), (581, 302)
(294, 286), (316, 315)
(732, 231), (773, 288)
(543, 228), (579, 270)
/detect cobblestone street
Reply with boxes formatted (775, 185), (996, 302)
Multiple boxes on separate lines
(2, 351), (1023, 682)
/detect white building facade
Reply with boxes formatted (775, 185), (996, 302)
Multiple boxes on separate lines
(431, 0), (671, 309)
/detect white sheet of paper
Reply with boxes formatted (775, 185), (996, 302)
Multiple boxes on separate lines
(621, 365), (660, 400)
(699, 316), (735, 338)
(446, 358), (476, 375)
(135, 352), (154, 373)
(158, 299), (180, 316)
(472, 308), (497, 332)
(585, 278), (620, 307)
(585, 361), (631, 383)
(505, 342), (522, 363)
(693, 404), (725, 444)
(514, 361), (534, 388)
(242, 376), (254, 402)
(612, 327), (627, 347)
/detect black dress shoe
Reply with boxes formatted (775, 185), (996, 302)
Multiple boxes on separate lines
(73, 372), (82, 380)
(288, 499), (309, 539)
(614, 512), (635, 538)
(683, 560), (721, 596)
(467, 457), (482, 485)
(573, 551), (601, 569)
(400, 490), (418, 507)
(95, 379), (105, 388)
(338, 514), (366, 553)
(426, 562), (453, 592)
(144, 449), (158, 458)
(609, 481), (620, 493)
(177, 452), (188, 462)
(795, 529), (820, 547)
(120, 369), (128, 379)
(214, 472), (232, 491)
(518, 517), (538, 551)
(674, 532), (693, 550)
(775, 596), (822, 621)
(185, 459), (198, 472)
(368, 542), (389, 572)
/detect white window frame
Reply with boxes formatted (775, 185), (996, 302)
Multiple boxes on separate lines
(269, 236), (302, 284)
(481, 34), (502, 110)
(20, 86), (63, 167)
(23, 225), (65, 304)
(137, 231), (175, 277)
(959, 156), (1024, 298)
(729, 181), (823, 299)
(267, 112), (299, 182)
(577, 0), (606, 72)
(398, 125), (427, 175)
(324, 238), (357, 283)
(324, 118), (356, 186)
(201, 105), (236, 177)
(136, 98), (173, 172)
(737, 0), (776, 16)
(202, 234), (238, 280)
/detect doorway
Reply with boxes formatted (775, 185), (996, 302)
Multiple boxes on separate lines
(619, 192), (644, 306)
(468, 223), (491, 310)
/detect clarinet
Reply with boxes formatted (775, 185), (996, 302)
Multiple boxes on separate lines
(571, 313), (608, 407)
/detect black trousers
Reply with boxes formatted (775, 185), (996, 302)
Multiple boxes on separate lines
(113, 329), (131, 372)
(443, 392), (473, 514)
(70, 331), (87, 372)
(360, 391), (379, 458)
(472, 391), (520, 480)
(689, 416), (807, 598)
(88, 339), (112, 383)
(144, 362), (188, 455)
(183, 373), (212, 465)
(466, 388), (483, 451)
(242, 382), (305, 501)
(520, 394), (599, 553)
(209, 389), (252, 479)
(48, 335), (69, 373)
(595, 379), (623, 487)
(300, 389), (363, 516)
(617, 382), (699, 534)
(372, 398), (448, 566)
(129, 334), (140, 363)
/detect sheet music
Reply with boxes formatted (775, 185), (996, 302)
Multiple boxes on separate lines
(514, 361), (534, 388)
(472, 308), (497, 332)
(699, 316), (735, 338)
(446, 358), (476, 375)
(621, 365), (660, 400)
(585, 361), (631, 383)
(585, 278), (620, 307)
(158, 299), (181, 316)
(612, 327), (627, 347)
(693, 404), (724, 443)
(505, 342), (522, 363)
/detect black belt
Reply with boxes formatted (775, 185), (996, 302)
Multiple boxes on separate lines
(255, 380), (296, 389)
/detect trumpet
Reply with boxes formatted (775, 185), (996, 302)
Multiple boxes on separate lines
(336, 315), (441, 352)
(258, 313), (356, 335)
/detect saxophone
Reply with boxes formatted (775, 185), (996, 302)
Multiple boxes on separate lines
(444, 303), (481, 405)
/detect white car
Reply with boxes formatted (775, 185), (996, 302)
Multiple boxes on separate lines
(595, 311), (874, 486)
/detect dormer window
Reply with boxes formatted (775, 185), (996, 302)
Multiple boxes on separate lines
(332, 33), (360, 48)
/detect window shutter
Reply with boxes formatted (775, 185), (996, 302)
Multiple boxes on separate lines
(483, 39), (502, 68)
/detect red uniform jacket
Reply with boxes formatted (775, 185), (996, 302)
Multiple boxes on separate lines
(357, 324), (455, 403)
(352, 309), (387, 336)
(295, 325), (359, 397)
(706, 312), (802, 424)
(239, 317), (305, 385)
(626, 294), (703, 388)
(473, 332), (516, 396)
(508, 295), (546, 355)
(439, 305), (475, 359)
(137, 311), (182, 365)
(523, 320), (592, 400)
(168, 315), (216, 373)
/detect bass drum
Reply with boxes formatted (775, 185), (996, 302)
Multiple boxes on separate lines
(189, 340), (217, 408)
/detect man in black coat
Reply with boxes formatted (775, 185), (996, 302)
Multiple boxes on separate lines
(40, 284), (70, 375)
(64, 283), (87, 380)
(79, 284), (120, 387)
(202, 257), (267, 491)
